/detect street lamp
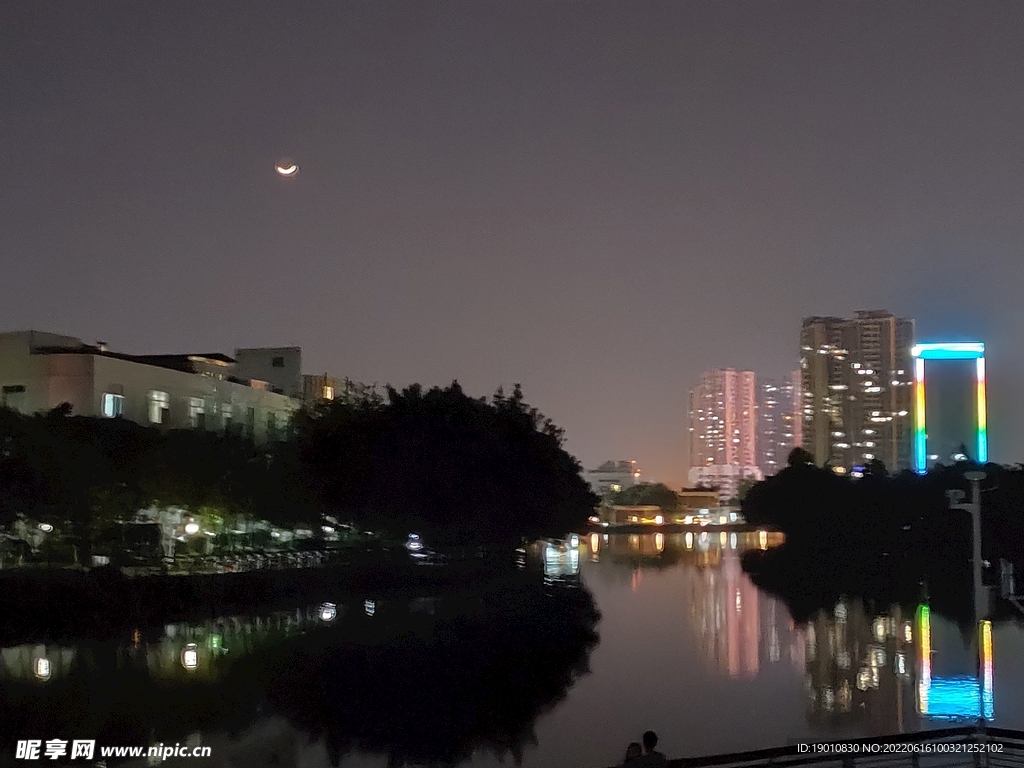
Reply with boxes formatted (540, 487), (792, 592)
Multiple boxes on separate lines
(947, 471), (987, 622)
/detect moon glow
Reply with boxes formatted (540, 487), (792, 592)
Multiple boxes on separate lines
(275, 159), (299, 177)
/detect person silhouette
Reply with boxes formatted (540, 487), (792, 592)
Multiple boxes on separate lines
(641, 731), (667, 765)
(622, 742), (644, 765)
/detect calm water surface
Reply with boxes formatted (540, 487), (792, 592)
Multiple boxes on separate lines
(3, 532), (1024, 768)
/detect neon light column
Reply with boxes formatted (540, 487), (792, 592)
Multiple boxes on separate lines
(918, 605), (931, 714)
(976, 357), (988, 464)
(981, 620), (994, 721)
(914, 358), (927, 473)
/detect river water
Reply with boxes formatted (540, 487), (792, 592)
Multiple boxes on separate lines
(2, 531), (1023, 768)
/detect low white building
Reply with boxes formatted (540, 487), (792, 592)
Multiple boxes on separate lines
(0, 331), (299, 443)
(584, 460), (641, 498)
(687, 464), (763, 504)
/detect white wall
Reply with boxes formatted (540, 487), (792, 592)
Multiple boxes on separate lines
(0, 332), (298, 443)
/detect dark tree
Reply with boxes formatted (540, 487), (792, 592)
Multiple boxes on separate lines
(293, 382), (598, 548)
(611, 482), (679, 511)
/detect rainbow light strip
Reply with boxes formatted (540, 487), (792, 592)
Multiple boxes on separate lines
(911, 342), (987, 473)
(918, 604), (931, 714)
(981, 619), (994, 721)
(917, 604), (995, 721)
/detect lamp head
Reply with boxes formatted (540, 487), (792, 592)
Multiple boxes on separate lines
(964, 471), (987, 482)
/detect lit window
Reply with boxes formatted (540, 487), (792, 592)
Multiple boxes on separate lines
(323, 385), (334, 400)
(188, 397), (205, 427)
(102, 393), (124, 418)
(148, 391), (170, 424)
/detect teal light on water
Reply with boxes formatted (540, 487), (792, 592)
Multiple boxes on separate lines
(922, 677), (994, 721)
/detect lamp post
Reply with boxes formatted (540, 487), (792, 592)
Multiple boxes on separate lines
(948, 471), (987, 622)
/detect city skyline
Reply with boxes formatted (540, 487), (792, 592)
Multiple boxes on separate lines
(4, 2), (1024, 486)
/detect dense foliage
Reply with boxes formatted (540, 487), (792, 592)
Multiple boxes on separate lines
(293, 382), (598, 548)
(741, 447), (1024, 623)
(610, 482), (679, 511)
(0, 381), (595, 557)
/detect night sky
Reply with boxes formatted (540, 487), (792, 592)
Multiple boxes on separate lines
(3, 2), (1024, 485)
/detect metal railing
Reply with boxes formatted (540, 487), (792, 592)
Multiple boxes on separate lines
(634, 728), (1024, 768)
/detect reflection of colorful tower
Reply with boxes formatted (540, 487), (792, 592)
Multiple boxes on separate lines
(916, 605), (994, 721)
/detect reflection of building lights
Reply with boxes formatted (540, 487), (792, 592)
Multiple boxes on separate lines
(654, 533), (664, 552)
(181, 643), (199, 671)
(873, 618), (886, 642)
(719, 532), (727, 546)
(896, 652), (907, 676)
(729, 533), (737, 549)
(38, 523), (53, 533)
(857, 667), (871, 691)
(838, 680), (852, 712)
(758, 530), (768, 550)
(319, 603), (337, 622)
(34, 657), (51, 680)
(837, 651), (850, 670)
(823, 687), (835, 711)
(870, 646), (886, 668)
(835, 602), (847, 622)
(684, 532), (693, 549)
(904, 622), (913, 643)
(590, 533), (600, 553)
(184, 522), (200, 535)
(364, 600), (375, 617)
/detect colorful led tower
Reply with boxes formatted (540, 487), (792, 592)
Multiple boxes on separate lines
(911, 342), (987, 473)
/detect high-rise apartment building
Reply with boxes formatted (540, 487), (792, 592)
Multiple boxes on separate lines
(800, 311), (914, 471)
(688, 369), (761, 499)
(759, 370), (802, 476)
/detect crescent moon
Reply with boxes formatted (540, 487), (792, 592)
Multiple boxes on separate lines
(276, 163), (298, 176)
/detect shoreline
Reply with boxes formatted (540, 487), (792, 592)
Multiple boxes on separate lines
(0, 558), (540, 646)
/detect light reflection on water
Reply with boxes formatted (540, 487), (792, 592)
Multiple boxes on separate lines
(2, 532), (1024, 768)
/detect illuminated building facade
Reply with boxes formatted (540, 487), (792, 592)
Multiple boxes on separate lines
(758, 371), (802, 476)
(688, 369), (760, 500)
(800, 311), (914, 470)
(911, 342), (988, 472)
